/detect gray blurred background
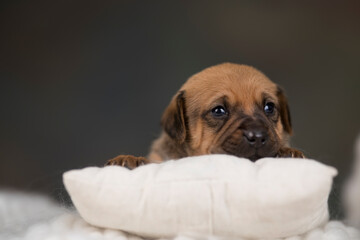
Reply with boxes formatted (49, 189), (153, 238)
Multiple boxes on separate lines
(0, 0), (359, 218)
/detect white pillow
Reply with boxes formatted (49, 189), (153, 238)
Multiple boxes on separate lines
(63, 155), (337, 239)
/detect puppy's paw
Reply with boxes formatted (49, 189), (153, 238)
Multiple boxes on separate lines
(105, 155), (148, 169)
(276, 147), (305, 159)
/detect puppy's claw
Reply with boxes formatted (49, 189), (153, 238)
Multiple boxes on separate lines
(276, 147), (305, 159)
(105, 155), (148, 169)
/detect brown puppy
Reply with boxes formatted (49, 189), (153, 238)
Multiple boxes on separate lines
(107, 63), (304, 168)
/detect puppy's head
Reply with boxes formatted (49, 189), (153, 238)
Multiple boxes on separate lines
(162, 63), (292, 161)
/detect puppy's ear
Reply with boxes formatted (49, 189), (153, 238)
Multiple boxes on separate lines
(277, 87), (292, 135)
(161, 90), (187, 143)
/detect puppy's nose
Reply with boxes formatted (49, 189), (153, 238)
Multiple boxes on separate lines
(243, 129), (268, 148)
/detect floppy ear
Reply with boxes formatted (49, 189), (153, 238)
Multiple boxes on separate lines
(161, 90), (187, 143)
(277, 87), (292, 135)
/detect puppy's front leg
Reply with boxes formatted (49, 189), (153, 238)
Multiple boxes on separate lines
(105, 155), (149, 169)
(277, 147), (305, 158)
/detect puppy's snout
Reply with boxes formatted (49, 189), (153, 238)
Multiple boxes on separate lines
(243, 129), (268, 148)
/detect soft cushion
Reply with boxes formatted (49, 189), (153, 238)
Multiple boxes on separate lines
(63, 155), (337, 239)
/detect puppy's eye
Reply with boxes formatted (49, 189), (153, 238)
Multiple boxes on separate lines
(211, 106), (228, 117)
(264, 102), (275, 115)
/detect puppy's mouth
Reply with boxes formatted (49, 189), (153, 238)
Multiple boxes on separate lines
(248, 153), (263, 162)
(246, 151), (277, 161)
(227, 149), (276, 162)
(211, 145), (278, 162)
(214, 134), (279, 162)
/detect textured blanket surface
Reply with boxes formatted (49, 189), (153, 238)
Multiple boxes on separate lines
(1, 191), (360, 240)
(4, 211), (360, 240)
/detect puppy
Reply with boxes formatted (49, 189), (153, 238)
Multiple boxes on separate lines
(107, 63), (304, 168)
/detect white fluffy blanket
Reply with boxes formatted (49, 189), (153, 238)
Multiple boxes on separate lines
(344, 135), (360, 229)
(1, 190), (359, 240)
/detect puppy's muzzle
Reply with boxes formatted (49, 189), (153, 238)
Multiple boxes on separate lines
(219, 117), (278, 161)
(240, 118), (269, 149)
(243, 128), (268, 148)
